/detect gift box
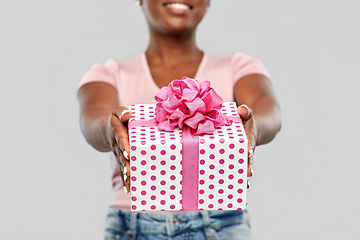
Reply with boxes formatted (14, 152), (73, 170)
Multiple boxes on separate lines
(128, 78), (248, 211)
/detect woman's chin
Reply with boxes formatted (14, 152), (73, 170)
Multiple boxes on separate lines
(156, 16), (202, 36)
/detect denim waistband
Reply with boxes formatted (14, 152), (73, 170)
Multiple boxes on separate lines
(107, 208), (247, 239)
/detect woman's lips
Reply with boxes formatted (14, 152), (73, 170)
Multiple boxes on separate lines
(164, 2), (192, 14)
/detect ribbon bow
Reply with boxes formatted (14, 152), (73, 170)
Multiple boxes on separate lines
(155, 77), (232, 135)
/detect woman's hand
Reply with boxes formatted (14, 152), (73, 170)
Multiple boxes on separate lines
(234, 74), (282, 189)
(237, 104), (255, 188)
(78, 82), (138, 193)
(107, 107), (132, 193)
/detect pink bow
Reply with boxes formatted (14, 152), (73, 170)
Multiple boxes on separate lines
(154, 77), (232, 135)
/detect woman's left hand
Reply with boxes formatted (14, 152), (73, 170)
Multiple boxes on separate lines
(237, 104), (255, 188)
(234, 74), (282, 189)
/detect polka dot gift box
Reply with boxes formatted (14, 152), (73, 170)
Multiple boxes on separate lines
(128, 77), (247, 211)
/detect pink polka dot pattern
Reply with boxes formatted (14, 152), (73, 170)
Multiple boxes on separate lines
(129, 104), (183, 211)
(197, 103), (247, 210)
(129, 103), (247, 211)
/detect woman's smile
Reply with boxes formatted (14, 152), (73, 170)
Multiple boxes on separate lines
(163, 1), (193, 15)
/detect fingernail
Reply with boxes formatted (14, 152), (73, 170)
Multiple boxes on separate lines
(123, 186), (128, 194)
(250, 168), (254, 176)
(123, 150), (129, 160)
(123, 166), (128, 175)
(121, 110), (130, 117)
(248, 148), (254, 158)
(240, 104), (250, 116)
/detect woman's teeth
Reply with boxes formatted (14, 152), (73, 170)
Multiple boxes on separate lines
(166, 3), (190, 10)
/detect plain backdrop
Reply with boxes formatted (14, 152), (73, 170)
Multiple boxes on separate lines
(1, 1), (359, 239)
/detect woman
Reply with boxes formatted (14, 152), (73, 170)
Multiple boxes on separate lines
(78, 0), (281, 239)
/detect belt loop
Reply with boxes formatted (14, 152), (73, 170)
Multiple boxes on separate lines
(128, 211), (138, 240)
(200, 211), (214, 239)
(166, 213), (171, 236)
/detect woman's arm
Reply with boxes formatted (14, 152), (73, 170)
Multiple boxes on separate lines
(234, 74), (281, 177)
(78, 82), (131, 191)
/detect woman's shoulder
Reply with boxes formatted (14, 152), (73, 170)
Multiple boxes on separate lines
(204, 51), (263, 72)
(79, 53), (144, 90)
(105, 53), (144, 70)
(205, 51), (260, 65)
(204, 51), (270, 82)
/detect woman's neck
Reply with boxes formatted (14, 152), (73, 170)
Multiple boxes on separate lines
(146, 29), (202, 67)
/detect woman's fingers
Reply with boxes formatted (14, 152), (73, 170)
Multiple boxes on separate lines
(112, 107), (131, 159)
(111, 139), (129, 191)
(121, 153), (131, 193)
(247, 148), (254, 178)
(110, 106), (132, 192)
(115, 143), (130, 192)
(238, 104), (256, 179)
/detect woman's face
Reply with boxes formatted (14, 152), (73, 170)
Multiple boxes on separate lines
(142, 0), (210, 36)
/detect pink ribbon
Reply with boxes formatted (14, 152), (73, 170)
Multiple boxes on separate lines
(155, 77), (232, 135)
(181, 126), (200, 210)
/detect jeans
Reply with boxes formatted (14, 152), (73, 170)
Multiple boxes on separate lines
(105, 208), (251, 240)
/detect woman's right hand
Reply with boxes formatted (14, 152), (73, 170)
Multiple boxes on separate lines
(78, 82), (135, 192)
(107, 106), (132, 193)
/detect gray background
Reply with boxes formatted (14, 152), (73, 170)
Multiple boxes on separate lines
(1, 0), (359, 239)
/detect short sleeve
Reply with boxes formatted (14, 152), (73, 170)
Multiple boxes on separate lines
(78, 59), (119, 90)
(231, 52), (271, 86)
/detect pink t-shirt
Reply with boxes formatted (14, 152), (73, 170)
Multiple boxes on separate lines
(79, 52), (270, 210)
